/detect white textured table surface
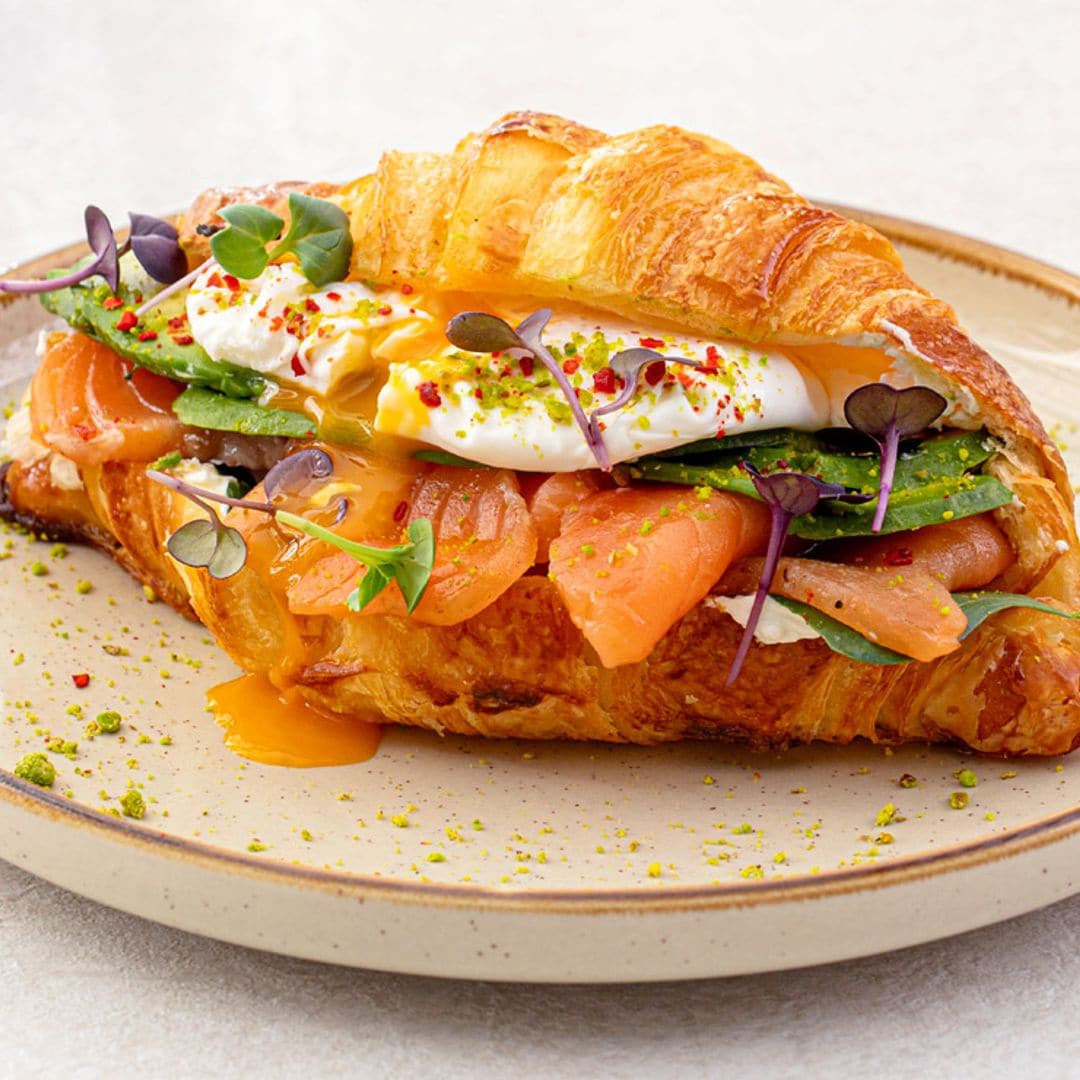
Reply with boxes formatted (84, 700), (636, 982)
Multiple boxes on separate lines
(2, 1), (1079, 1076)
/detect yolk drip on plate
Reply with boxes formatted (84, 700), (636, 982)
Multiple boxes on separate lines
(207, 673), (382, 768)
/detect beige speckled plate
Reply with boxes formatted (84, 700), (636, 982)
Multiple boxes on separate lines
(1, 211), (1079, 983)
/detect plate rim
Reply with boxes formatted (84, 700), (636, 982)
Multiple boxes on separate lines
(2, 207), (1079, 917)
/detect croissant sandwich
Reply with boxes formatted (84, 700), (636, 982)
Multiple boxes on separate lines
(3, 112), (1078, 755)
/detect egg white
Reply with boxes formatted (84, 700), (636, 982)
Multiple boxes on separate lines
(373, 312), (832, 471)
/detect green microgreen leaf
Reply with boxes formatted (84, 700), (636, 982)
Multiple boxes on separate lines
(210, 204), (284, 280)
(954, 591), (1080, 639)
(267, 193), (353, 287)
(348, 565), (394, 611)
(276, 510), (435, 614)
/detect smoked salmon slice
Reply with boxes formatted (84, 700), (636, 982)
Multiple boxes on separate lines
(30, 332), (183, 466)
(288, 465), (537, 625)
(525, 471), (603, 563)
(548, 485), (770, 667)
(823, 513), (1014, 591)
(721, 556), (968, 662)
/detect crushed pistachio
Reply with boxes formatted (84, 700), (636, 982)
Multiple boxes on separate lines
(14, 752), (56, 787)
(949, 791), (970, 810)
(120, 790), (146, 819)
(94, 711), (122, 734)
(955, 768), (978, 788)
(875, 803), (898, 827)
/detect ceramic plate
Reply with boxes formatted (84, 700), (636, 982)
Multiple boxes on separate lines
(1, 210), (1078, 983)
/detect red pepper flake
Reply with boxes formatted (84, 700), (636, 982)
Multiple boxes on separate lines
(222, 274), (241, 292)
(137, 330), (158, 342)
(562, 357), (580, 375)
(701, 344), (721, 374)
(519, 355), (534, 377)
(115, 311), (138, 333)
(171, 334), (194, 346)
(305, 298), (321, 313)
(326, 291), (341, 302)
(206, 271), (223, 288)
(72, 673), (90, 689)
(102, 296), (124, 311)
(593, 367), (617, 395)
(474, 388), (484, 400)
(644, 360), (666, 386)
(715, 426), (727, 439)
(417, 381), (442, 408)
(884, 547), (914, 567)
(393, 500), (409, 523)
(639, 336), (665, 349)
(378, 305), (393, 316)
(401, 283), (414, 295)
(290, 354), (306, 377)
(269, 316), (284, 333)
(166, 314), (189, 330)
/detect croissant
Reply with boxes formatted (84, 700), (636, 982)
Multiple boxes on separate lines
(4, 111), (1078, 755)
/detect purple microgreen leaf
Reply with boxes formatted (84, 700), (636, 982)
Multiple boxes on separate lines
(844, 383), (947, 532)
(587, 347), (702, 451)
(84, 205), (120, 292)
(725, 464), (873, 686)
(128, 212), (189, 284)
(0, 204), (119, 296)
(262, 447), (334, 501)
(445, 311), (523, 354)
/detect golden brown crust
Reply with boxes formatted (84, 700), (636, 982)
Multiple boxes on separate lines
(179, 552), (1080, 756)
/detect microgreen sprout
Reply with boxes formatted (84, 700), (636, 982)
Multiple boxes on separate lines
(0, 206), (119, 295)
(127, 213), (189, 284)
(588, 347), (701, 450)
(725, 463), (872, 685)
(844, 383), (947, 532)
(446, 309), (607, 466)
(445, 312), (699, 472)
(209, 193), (353, 287)
(148, 458), (435, 613)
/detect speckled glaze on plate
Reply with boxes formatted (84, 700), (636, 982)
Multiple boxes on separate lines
(1, 211), (1078, 983)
